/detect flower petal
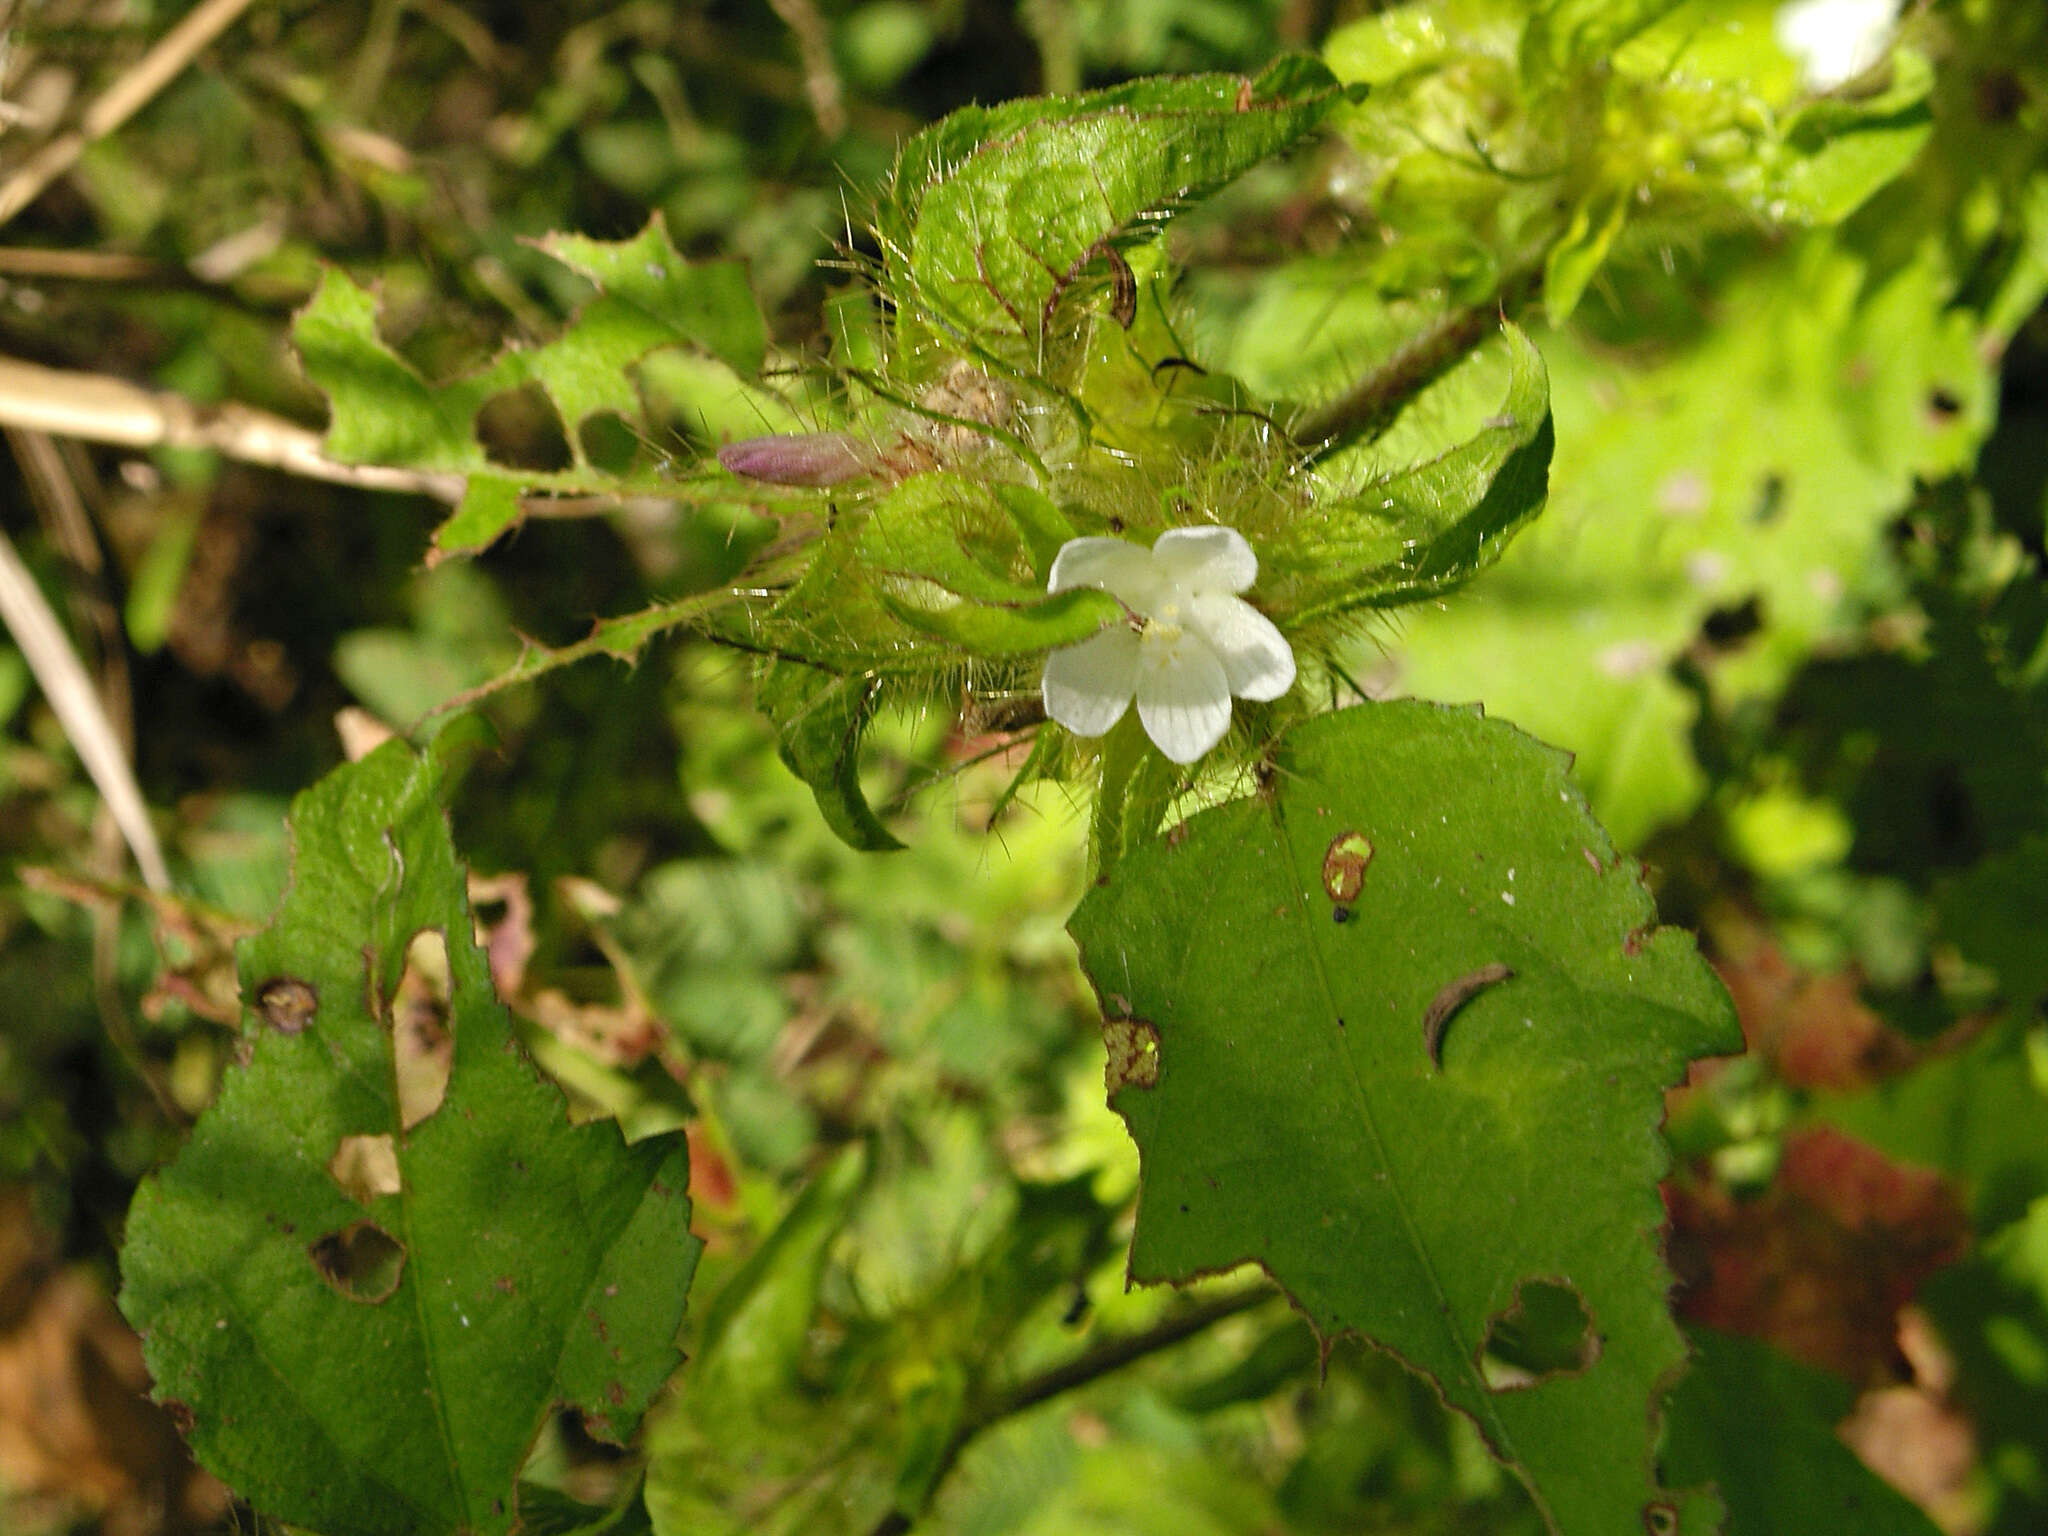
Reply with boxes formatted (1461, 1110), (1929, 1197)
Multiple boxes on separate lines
(1189, 592), (1296, 702)
(1151, 526), (1257, 594)
(1042, 624), (1141, 738)
(1135, 628), (1233, 764)
(1048, 537), (1155, 603)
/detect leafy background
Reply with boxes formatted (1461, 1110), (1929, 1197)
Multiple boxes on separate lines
(0, 2), (2044, 1535)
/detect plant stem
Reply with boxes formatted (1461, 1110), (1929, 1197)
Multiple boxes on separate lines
(866, 1284), (1274, 1536)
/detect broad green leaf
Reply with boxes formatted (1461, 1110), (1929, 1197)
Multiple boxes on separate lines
(119, 742), (700, 1536)
(756, 663), (905, 852)
(1067, 701), (1738, 1535)
(894, 57), (1349, 343)
(1289, 323), (1551, 619)
(1388, 232), (2005, 846)
(1662, 1328), (1942, 1536)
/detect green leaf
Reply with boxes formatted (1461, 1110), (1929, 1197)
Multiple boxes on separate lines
(118, 741), (700, 1536)
(1543, 192), (1627, 327)
(755, 663), (906, 852)
(879, 584), (1123, 655)
(292, 218), (762, 557)
(890, 57), (1350, 343)
(538, 219), (765, 377)
(1662, 1327), (1942, 1536)
(1294, 324), (1552, 618)
(294, 269), (494, 472)
(1937, 834), (2048, 1006)
(1519, 0), (1689, 78)
(1066, 701), (1737, 1535)
(857, 471), (1044, 605)
(1768, 51), (1935, 225)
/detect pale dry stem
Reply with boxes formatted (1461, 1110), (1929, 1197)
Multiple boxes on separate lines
(0, 0), (264, 228)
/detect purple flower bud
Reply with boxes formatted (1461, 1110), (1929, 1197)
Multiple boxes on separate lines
(717, 432), (867, 487)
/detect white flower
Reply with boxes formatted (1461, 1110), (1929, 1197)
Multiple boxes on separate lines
(1776, 0), (1898, 91)
(1040, 526), (1295, 764)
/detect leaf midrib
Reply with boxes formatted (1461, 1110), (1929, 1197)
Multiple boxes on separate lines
(1263, 788), (1544, 1523)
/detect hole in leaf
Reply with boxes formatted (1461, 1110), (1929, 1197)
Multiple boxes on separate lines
(578, 411), (642, 476)
(308, 1221), (406, 1303)
(254, 977), (317, 1033)
(328, 1133), (401, 1205)
(1479, 1278), (1599, 1391)
(1700, 595), (1762, 648)
(1750, 471), (1786, 524)
(1321, 831), (1374, 904)
(392, 930), (453, 1128)
(475, 382), (571, 472)
(1642, 1502), (1679, 1535)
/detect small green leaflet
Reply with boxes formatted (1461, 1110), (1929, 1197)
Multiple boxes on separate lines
(1067, 701), (1739, 1535)
(292, 214), (757, 558)
(119, 742), (700, 1536)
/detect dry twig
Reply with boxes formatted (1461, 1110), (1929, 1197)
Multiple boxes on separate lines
(0, 510), (168, 889)
(0, 0), (263, 228)
(0, 355), (464, 499)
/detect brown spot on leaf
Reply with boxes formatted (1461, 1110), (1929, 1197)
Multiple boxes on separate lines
(254, 977), (316, 1033)
(1102, 1015), (1160, 1094)
(307, 1222), (407, 1304)
(1642, 1503), (1678, 1536)
(327, 1134), (401, 1205)
(391, 931), (453, 1128)
(1322, 832), (1373, 903)
(1422, 964), (1514, 1069)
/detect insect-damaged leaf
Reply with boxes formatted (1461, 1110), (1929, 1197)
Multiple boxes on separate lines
(887, 56), (1351, 344)
(291, 214), (757, 558)
(119, 742), (700, 1536)
(1067, 702), (1739, 1536)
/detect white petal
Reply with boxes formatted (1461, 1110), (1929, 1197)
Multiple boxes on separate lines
(1151, 526), (1257, 594)
(1189, 592), (1295, 702)
(1042, 625), (1140, 738)
(1134, 628), (1233, 764)
(1048, 537), (1154, 602)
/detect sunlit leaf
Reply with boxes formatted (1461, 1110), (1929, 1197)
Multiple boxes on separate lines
(1068, 701), (1738, 1535)
(888, 57), (1351, 344)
